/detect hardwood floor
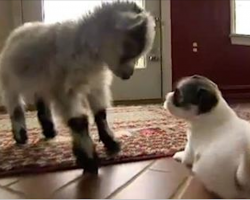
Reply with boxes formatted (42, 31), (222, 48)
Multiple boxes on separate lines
(0, 158), (214, 199)
(0, 101), (223, 199)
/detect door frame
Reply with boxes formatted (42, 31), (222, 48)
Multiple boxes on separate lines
(11, 0), (173, 101)
(161, 0), (172, 98)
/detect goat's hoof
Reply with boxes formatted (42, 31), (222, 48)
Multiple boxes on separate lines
(105, 139), (121, 155)
(14, 128), (28, 145)
(82, 157), (99, 175)
(74, 150), (99, 174)
(83, 164), (99, 175)
(43, 130), (57, 140)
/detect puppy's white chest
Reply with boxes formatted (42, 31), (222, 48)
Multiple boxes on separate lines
(191, 130), (215, 155)
(190, 124), (247, 197)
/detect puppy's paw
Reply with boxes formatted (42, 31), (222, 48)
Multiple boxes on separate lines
(173, 151), (185, 162)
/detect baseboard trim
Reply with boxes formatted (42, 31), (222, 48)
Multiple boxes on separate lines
(220, 85), (250, 90)
(0, 99), (164, 114)
(113, 99), (163, 106)
(220, 85), (250, 102)
(0, 92), (248, 114)
(223, 93), (250, 103)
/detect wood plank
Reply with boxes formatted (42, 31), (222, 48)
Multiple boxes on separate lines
(53, 161), (153, 199)
(9, 169), (83, 198)
(112, 168), (189, 199)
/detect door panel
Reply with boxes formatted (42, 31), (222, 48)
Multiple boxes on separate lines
(112, 0), (162, 100)
(171, 0), (250, 101)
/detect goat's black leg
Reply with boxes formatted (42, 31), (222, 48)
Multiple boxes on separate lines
(68, 115), (99, 174)
(54, 92), (99, 174)
(94, 109), (120, 154)
(87, 87), (120, 155)
(11, 106), (28, 144)
(36, 98), (56, 139)
(5, 92), (28, 144)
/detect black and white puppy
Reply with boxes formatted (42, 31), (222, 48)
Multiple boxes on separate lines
(164, 75), (250, 198)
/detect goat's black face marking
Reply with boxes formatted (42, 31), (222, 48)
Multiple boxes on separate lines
(174, 75), (219, 114)
(129, 19), (147, 55)
(120, 19), (147, 65)
(94, 109), (120, 155)
(36, 98), (56, 139)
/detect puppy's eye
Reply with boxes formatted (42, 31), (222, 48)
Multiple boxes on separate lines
(173, 88), (182, 106)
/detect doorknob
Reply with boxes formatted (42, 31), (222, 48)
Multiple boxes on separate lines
(155, 17), (160, 22)
(148, 55), (160, 62)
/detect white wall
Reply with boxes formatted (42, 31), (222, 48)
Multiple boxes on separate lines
(0, 0), (15, 51)
(0, 0), (17, 106)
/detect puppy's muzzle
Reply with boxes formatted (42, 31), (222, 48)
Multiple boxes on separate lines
(163, 92), (174, 109)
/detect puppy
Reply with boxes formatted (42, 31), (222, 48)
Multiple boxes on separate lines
(164, 75), (250, 198)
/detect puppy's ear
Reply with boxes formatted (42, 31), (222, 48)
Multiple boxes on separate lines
(197, 88), (218, 114)
(116, 12), (145, 31)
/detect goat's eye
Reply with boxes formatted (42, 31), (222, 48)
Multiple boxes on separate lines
(120, 39), (140, 64)
(120, 54), (131, 64)
(120, 53), (137, 64)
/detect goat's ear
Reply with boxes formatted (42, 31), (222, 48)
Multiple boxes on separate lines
(115, 12), (145, 31)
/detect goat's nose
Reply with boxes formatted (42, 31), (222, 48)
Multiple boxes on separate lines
(121, 69), (134, 80)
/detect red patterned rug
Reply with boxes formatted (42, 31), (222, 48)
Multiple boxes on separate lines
(0, 105), (188, 176)
(0, 105), (250, 176)
(2, 104), (248, 177)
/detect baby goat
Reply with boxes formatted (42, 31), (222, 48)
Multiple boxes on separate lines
(0, 1), (155, 173)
